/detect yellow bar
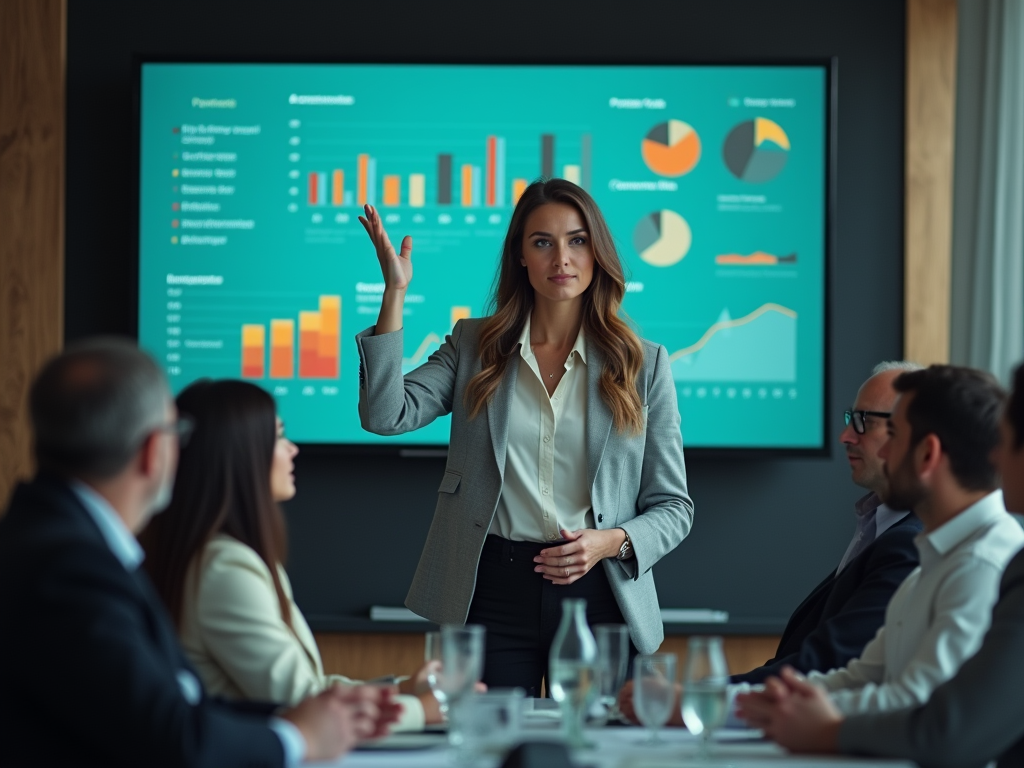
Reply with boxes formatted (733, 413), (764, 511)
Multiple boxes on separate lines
(461, 164), (473, 207)
(383, 175), (401, 206)
(450, 306), (471, 327)
(512, 178), (528, 205)
(299, 311), (320, 333)
(562, 164), (581, 185)
(409, 173), (426, 207)
(332, 170), (344, 206)
(242, 324), (265, 346)
(271, 319), (294, 345)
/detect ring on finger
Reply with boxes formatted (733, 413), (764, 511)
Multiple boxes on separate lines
(564, 567), (569, 578)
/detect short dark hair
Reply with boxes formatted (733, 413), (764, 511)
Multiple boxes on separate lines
(29, 338), (169, 479)
(1010, 364), (1024, 450)
(893, 364), (1006, 491)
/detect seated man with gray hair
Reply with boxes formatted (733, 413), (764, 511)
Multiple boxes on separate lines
(0, 339), (398, 768)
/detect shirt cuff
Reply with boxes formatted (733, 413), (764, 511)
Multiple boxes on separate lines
(269, 717), (306, 768)
(394, 694), (426, 732)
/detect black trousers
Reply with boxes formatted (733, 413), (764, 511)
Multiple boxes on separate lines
(466, 534), (638, 697)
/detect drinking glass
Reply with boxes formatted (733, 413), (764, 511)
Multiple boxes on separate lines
(439, 624), (486, 748)
(594, 624), (630, 722)
(632, 653), (676, 744)
(423, 630), (447, 720)
(681, 636), (729, 760)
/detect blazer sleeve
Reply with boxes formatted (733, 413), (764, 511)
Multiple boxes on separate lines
(618, 344), (693, 578)
(194, 542), (323, 707)
(838, 555), (1024, 768)
(732, 524), (920, 685)
(356, 321), (463, 435)
(23, 537), (285, 768)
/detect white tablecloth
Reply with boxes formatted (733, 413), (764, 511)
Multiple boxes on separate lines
(323, 725), (917, 767)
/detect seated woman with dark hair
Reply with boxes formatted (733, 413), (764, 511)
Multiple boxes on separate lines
(140, 379), (440, 730)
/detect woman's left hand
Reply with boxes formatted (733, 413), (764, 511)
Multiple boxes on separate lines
(534, 528), (625, 585)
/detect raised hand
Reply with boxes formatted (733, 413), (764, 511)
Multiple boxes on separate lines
(358, 204), (412, 292)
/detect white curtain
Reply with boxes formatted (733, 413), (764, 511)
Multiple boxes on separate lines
(949, 0), (1024, 384)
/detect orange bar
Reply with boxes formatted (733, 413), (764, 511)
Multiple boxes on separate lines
(270, 320), (294, 378)
(299, 312), (321, 378)
(450, 306), (471, 328)
(241, 324), (265, 379)
(318, 296), (341, 378)
(383, 175), (401, 207)
(461, 164), (473, 207)
(512, 178), (528, 206)
(486, 136), (497, 206)
(332, 170), (344, 206)
(357, 154), (369, 206)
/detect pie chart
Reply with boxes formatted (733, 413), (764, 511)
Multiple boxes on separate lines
(633, 210), (692, 267)
(641, 120), (701, 177)
(723, 117), (790, 182)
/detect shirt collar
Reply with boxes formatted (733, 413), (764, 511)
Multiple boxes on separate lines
(69, 480), (145, 572)
(517, 314), (588, 366)
(921, 490), (1007, 558)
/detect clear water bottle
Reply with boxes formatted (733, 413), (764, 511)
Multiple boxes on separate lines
(548, 598), (598, 748)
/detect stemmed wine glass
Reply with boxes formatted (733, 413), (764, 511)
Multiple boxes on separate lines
(633, 653), (677, 744)
(594, 624), (630, 722)
(681, 636), (729, 761)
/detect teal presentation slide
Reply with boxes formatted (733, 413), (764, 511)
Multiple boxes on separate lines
(138, 63), (827, 448)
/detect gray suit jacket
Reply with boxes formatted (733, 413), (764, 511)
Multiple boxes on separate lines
(839, 546), (1024, 768)
(356, 318), (693, 653)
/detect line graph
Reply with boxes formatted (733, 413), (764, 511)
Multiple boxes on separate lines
(670, 303), (798, 382)
(403, 332), (443, 368)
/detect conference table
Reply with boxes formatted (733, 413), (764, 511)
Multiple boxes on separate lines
(320, 719), (918, 767)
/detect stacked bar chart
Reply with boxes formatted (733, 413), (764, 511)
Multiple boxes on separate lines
(241, 296), (340, 380)
(305, 132), (591, 209)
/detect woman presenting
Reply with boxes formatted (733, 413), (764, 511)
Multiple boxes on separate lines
(356, 179), (692, 694)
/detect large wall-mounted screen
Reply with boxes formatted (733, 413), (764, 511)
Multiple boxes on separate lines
(138, 62), (829, 449)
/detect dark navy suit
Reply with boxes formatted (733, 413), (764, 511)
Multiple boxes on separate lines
(732, 512), (923, 685)
(0, 475), (286, 768)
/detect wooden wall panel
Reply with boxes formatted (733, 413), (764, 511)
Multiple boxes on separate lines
(905, 0), (958, 364)
(0, 0), (66, 507)
(315, 632), (780, 682)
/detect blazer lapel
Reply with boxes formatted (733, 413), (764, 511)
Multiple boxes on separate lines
(487, 356), (519, 479)
(586, 343), (613, 492)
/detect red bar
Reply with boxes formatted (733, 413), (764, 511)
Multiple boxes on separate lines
(308, 173), (318, 206)
(486, 136), (497, 207)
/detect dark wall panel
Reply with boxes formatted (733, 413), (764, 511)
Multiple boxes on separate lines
(66, 0), (905, 632)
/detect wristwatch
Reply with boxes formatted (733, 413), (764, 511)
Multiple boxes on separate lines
(616, 529), (634, 560)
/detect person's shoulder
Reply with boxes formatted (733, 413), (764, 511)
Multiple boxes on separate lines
(964, 515), (1024, 568)
(201, 535), (273, 581)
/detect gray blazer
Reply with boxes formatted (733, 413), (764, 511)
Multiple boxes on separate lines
(839, 546), (1024, 768)
(355, 318), (693, 654)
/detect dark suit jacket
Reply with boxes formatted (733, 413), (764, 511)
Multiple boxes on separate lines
(0, 476), (286, 768)
(839, 546), (1024, 768)
(731, 512), (923, 685)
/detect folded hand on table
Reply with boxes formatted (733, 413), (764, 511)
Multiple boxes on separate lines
(282, 683), (401, 762)
(735, 666), (842, 754)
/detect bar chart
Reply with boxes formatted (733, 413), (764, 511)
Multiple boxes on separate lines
(304, 132), (591, 209)
(241, 295), (341, 380)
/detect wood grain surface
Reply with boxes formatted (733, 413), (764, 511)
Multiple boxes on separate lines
(0, 0), (66, 507)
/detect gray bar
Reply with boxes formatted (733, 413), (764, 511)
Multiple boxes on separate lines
(581, 133), (592, 191)
(437, 154), (452, 205)
(541, 134), (555, 179)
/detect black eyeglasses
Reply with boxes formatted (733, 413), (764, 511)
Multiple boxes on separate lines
(155, 415), (195, 447)
(844, 409), (891, 435)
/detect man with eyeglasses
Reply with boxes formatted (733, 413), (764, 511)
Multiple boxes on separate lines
(623, 362), (929, 724)
(0, 338), (399, 767)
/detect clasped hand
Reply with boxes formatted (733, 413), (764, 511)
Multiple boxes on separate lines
(533, 528), (625, 585)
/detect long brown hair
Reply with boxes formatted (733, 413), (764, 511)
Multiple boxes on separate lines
(140, 379), (292, 629)
(465, 179), (645, 433)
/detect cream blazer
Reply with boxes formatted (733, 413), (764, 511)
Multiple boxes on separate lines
(179, 534), (424, 729)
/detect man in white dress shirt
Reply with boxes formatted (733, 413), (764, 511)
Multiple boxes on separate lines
(739, 364), (1024, 717)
